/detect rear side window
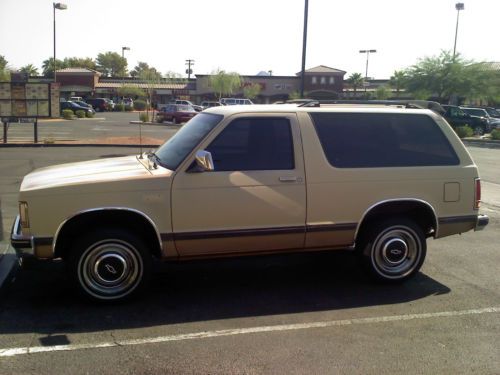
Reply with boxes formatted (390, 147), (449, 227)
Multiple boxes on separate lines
(310, 112), (460, 168)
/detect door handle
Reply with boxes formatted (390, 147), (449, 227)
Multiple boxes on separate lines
(279, 176), (298, 182)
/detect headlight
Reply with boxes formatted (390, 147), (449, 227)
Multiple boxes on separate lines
(19, 201), (30, 228)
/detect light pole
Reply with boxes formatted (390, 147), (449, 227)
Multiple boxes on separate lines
(122, 46), (130, 59)
(453, 3), (464, 60)
(359, 49), (376, 94)
(53, 2), (67, 83)
(185, 59), (195, 80)
(300, 0), (309, 98)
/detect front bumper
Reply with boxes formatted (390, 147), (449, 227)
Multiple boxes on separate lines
(10, 215), (34, 257)
(475, 214), (489, 231)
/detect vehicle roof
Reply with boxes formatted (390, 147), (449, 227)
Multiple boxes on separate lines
(203, 104), (438, 117)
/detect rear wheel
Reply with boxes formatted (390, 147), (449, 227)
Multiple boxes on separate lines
(68, 229), (152, 301)
(357, 217), (426, 282)
(473, 126), (484, 136)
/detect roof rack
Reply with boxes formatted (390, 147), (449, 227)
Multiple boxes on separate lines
(296, 99), (445, 114)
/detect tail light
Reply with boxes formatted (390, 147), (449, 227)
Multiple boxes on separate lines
(474, 178), (481, 209)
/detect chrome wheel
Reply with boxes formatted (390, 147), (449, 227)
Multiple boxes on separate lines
(75, 237), (146, 300)
(473, 126), (484, 136)
(359, 218), (426, 282)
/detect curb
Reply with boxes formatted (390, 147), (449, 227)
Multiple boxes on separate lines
(130, 121), (182, 127)
(462, 139), (500, 149)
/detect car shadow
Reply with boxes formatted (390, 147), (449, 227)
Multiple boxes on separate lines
(0, 251), (450, 335)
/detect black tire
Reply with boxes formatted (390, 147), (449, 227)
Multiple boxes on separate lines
(68, 229), (152, 301)
(357, 217), (426, 282)
(473, 126), (484, 136)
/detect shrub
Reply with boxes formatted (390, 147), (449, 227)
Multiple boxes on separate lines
(134, 100), (147, 111)
(115, 103), (125, 112)
(85, 111), (94, 118)
(75, 110), (86, 118)
(62, 109), (74, 120)
(124, 105), (133, 112)
(491, 129), (500, 140)
(139, 112), (150, 122)
(454, 125), (473, 139)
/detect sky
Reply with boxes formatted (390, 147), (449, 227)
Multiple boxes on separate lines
(1, 0), (499, 79)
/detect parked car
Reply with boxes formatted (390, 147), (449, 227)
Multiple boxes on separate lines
(69, 96), (84, 102)
(60, 101), (95, 115)
(157, 104), (198, 124)
(220, 98), (254, 105)
(173, 100), (203, 112)
(12, 104), (488, 301)
(461, 107), (500, 130)
(119, 98), (134, 108)
(86, 98), (111, 112)
(441, 105), (490, 135)
(481, 107), (500, 119)
(73, 101), (94, 110)
(200, 101), (222, 109)
(105, 99), (116, 111)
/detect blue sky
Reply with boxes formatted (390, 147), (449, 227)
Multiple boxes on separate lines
(1, 0), (498, 78)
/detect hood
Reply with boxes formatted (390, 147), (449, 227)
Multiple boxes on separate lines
(21, 155), (151, 192)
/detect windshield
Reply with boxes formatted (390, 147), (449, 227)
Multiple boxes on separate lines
(155, 113), (223, 170)
(485, 108), (500, 117)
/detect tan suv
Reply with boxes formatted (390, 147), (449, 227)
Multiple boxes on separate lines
(11, 104), (489, 301)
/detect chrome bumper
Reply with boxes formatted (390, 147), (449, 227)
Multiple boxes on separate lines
(10, 215), (34, 257)
(475, 214), (489, 231)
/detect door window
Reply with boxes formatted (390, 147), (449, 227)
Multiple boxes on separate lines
(206, 117), (295, 171)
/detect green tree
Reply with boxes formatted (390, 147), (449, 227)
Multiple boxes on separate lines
(64, 57), (97, 70)
(209, 69), (241, 100)
(347, 72), (364, 96)
(243, 83), (261, 100)
(96, 52), (127, 77)
(130, 62), (162, 80)
(117, 85), (146, 99)
(0, 55), (10, 81)
(19, 64), (39, 76)
(42, 57), (66, 77)
(389, 70), (406, 96)
(374, 85), (390, 100)
(404, 50), (496, 103)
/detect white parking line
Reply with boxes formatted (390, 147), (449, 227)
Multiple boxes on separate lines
(0, 306), (498, 358)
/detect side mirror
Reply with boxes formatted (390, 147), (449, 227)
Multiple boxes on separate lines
(188, 150), (214, 173)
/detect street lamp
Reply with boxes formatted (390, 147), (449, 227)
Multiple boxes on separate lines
(53, 2), (67, 83)
(122, 46), (130, 59)
(299, 0), (309, 98)
(453, 3), (465, 59)
(359, 49), (377, 93)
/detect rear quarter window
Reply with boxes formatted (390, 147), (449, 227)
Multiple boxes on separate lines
(310, 112), (460, 168)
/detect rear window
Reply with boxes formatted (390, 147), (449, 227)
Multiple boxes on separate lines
(310, 112), (460, 168)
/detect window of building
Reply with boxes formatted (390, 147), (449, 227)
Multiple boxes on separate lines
(320, 77), (326, 85)
(329, 77), (335, 85)
(310, 113), (459, 168)
(206, 117), (295, 171)
(311, 76), (317, 84)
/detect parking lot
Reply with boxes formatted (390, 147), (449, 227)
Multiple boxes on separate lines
(0, 134), (499, 373)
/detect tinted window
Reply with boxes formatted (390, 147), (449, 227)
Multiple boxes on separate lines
(206, 117), (294, 171)
(310, 113), (459, 168)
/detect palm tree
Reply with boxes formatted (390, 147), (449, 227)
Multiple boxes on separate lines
(389, 70), (406, 96)
(19, 64), (39, 77)
(347, 73), (364, 96)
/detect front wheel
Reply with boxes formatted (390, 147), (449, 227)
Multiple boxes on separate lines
(357, 218), (426, 282)
(68, 229), (152, 301)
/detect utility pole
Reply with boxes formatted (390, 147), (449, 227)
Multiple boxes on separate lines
(185, 59), (195, 80)
(453, 3), (465, 60)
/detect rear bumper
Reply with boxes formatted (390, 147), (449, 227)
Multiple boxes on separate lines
(475, 214), (489, 231)
(10, 215), (34, 257)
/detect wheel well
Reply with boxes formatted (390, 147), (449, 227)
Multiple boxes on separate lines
(356, 201), (437, 243)
(54, 210), (162, 260)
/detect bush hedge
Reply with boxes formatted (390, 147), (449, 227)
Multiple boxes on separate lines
(491, 129), (500, 140)
(124, 105), (133, 112)
(85, 111), (94, 118)
(134, 100), (147, 111)
(139, 112), (150, 122)
(114, 103), (125, 112)
(62, 109), (74, 120)
(75, 110), (86, 118)
(454, 125), (473, 139)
